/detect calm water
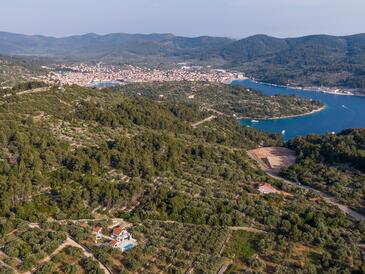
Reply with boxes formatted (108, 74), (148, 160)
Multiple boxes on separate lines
(92, 81), (126, 88)
(235, 80), (365, 141)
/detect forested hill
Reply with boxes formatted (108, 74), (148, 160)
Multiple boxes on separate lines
(228, 34), (365, 93)
(0, 55), (45, 85)
(221, 34), (365, 61)
(0, 31), (233, 63)
(0, 82), (364, 273)
(3, 31), (365, 61)
(281, 129), (365, 213)
(1, 31), (365, 92)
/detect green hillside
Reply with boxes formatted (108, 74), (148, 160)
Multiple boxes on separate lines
(0, 55), (46, 86)
(281, 129), (365, 213)
(222, 34), (365, 93)
(0, 82), (363, 273)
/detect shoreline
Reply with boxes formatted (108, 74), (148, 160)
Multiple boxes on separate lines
(236, 79), (364, 97)
(291, 85), (358, 97)
(238, 105), (326, 121)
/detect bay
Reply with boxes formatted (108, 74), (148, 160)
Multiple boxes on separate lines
(235, 80), (365, 141)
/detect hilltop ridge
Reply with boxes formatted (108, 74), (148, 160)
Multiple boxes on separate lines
(1, 31), (365, 93)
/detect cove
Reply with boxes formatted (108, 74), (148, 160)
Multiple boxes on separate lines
(235, 80), (365, 141)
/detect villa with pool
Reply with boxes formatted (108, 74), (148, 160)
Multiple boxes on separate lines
(110, 226), (138, 252)
(93, 225), (137, 252)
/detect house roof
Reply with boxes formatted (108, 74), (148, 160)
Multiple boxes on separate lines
(110, 240), (118, 246)
(113, 226), (125, 236)
(93, 226), (102, 233)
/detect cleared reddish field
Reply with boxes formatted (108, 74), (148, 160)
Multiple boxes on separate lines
(248, 147), (296, 174)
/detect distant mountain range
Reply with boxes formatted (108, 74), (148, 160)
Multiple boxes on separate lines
(0, 32), (233, 63)
(1, 31), (365, 92)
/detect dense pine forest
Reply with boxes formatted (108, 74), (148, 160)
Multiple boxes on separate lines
(0, 82), (363, 273)
(281, 129), (365, 213)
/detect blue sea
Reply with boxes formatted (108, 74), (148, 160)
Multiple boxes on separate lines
(92, 81), (125, 88)
(235, 80), (365, 141)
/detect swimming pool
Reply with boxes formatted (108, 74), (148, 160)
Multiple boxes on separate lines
(120, 241), (136, 251)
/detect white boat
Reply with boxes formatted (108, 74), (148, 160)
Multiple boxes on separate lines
(251, 119), (259, 123)
(281, 130), (286, 135)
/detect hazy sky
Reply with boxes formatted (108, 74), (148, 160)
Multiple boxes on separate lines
(1, 0), (364, 38)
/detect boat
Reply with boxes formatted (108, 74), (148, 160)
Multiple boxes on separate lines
(281, 130), (286, 135)
(251, 119), (259, 123)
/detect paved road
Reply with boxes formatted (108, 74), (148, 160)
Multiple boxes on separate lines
(247, 151), (365, 221)
(267, 170), (365, 222)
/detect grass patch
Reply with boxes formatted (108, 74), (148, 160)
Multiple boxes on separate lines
(223, 230), (259, 259)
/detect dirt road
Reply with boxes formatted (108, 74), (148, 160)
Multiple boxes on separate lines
(192, 115), (216, 128)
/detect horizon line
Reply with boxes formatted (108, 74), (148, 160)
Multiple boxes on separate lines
(1, 30), (365, 41)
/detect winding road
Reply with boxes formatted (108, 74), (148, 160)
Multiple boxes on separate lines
(265, 172), (365, 221)
(248, 151), (365, 222)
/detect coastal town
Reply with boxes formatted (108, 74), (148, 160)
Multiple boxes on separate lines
(42, 63), (359, 96)
(44, 63), (246, 86)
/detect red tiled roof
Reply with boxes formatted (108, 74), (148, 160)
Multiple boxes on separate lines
(113, 226), (125, 236)
(93, 226), (102, 233)
(111, 240), (118, 246)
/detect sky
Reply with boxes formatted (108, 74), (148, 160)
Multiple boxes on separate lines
(1, 0), (364, 38)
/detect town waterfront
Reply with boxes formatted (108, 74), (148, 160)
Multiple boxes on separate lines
(235, 80), (365, 141)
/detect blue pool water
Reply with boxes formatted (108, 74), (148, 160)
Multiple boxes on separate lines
(234, 80), (365, 141)
(121, 243), (135, 250)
